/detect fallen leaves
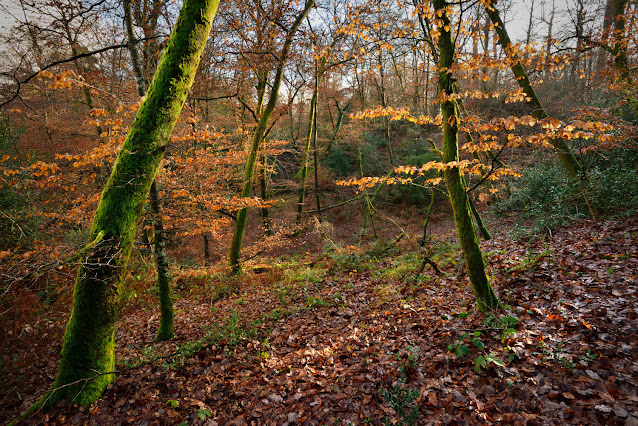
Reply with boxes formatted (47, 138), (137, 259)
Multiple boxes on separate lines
(2, 218), (637, 424)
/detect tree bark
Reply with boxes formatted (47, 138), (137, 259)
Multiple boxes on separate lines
(260, 155), (273, 235)
(29, 0), (219, 411)
(435, 0), (500, 312)
(229, 0), (315, 274)
(296, 67), (320, 229)
(149, 179), (174, 341)
(485, 2), (583, 179)
(611, 0), (630, 81)
(124, 0), (174, 342)
(326, 100), (349, 154)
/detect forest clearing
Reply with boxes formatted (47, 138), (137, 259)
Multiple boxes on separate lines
(0, 0), (637, 424)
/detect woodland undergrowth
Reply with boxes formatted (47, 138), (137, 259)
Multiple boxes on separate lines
(1, 213), (636, 425)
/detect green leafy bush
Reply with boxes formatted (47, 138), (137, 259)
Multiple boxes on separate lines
(323, 145), (353, 176)
(493, 147), (638, 233)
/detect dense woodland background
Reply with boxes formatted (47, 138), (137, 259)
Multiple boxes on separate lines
(0, 0), (637, 423)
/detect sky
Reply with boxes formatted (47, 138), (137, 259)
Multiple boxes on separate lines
(0, 0), (591, 56)
(0, 0), (18, 33)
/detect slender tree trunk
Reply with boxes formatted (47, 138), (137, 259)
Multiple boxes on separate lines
(203, 234), (210, 262)
(296, 68), (320, 228)
(260, 155), (273, 235)
(149, 180), (174, 340)
(436, 0), (500, 312)
(124, 0), (174, 341)
(485, 2), (582, 178)
(28, 0), (219, 411)
(229, 0), (315, 274)
(63, 25), (103, 137)
(376, 52), (395, 166)
(254, 73), (272, 231)
(544, 0), (555, 77)
(326, 100), (349, 154)
(482, 15), (490, 91)
(312, 83), (322, 219)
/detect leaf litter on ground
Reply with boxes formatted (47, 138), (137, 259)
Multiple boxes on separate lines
(1, 218), (637, 425)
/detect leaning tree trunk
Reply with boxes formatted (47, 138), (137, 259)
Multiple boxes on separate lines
(485, 1), (582, 179)
(325, 100), (349, 154)
(124, 0), (174, 341)
(29, 0), (219, 412)
(435, 0), (500, 312)
(229, 0), (315, 274)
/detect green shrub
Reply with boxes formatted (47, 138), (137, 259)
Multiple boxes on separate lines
(360, 131), (388, 176)
(323, 145), (353, 176)
(493, 147), (638, 233)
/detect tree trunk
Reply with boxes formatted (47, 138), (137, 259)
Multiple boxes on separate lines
(229, 0), (315, 274)
(63, 24), (103, 137)
(312, 88), (322, 219)
(29, 0), (219, 411)
(485, 2), (582, 179)
(149, 180), (174, 341)
(612, 0), (630, 81)
(435, 0), (500, 312)
(296, 68), (320, 229)
(326, 100), (349, 154)
(260, 155), (273, 235)
(125, 0), (174, 342)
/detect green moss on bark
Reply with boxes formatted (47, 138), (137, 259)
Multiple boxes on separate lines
(229, 0), (316, 274)
(435, 0), (500, 312)
(29, 0), (219, 413)
(485, 2), (582, 179)
(296, 72), (320, 228)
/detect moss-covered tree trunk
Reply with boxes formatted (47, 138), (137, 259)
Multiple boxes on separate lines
(259, 154), (273, 236)
(229, 0), (315, 274)
(296, 68), (320, 229)
(312, 88), (322, 219)
(149, 180), (174, 340)
(125, 0), (174, 341)
(31, 0), (218, 411)
(326, 100), (349, 154)
(485, 1), (582, 179)
(435, 0), (500, 312)
(608, 0), (638, 117)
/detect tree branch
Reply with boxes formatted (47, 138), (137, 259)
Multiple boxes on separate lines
(1, 35), (163, 108)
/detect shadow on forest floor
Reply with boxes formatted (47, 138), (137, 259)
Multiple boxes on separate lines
(2, 217), (637, 425)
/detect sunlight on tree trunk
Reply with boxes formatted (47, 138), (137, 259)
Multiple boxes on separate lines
(435, 0), (500, 312)
(26, 0), (219, 413)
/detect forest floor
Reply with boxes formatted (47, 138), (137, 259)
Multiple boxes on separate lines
(1, 214), (637, 425)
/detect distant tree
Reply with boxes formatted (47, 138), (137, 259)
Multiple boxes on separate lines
(227, 0), (316, 274)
